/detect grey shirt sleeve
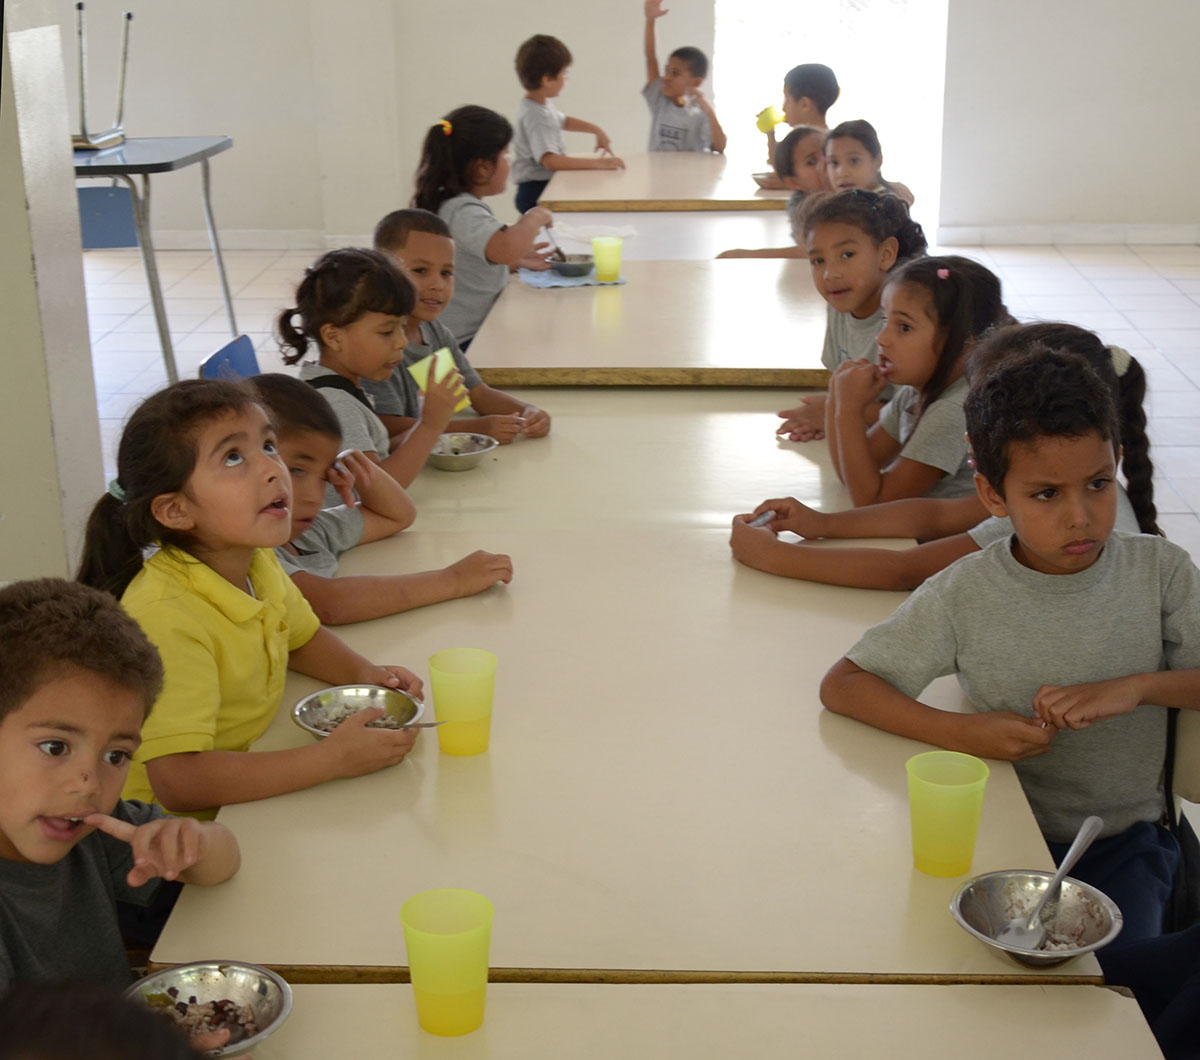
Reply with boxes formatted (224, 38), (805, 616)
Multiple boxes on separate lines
(876, 386), (910, 442)
(898, 390), (969, 475)
(275, 506), (365, 578)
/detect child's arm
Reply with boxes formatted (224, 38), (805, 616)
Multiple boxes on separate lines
(563, 116), (616, 156)
(327, 449), (415, 542)
(643, 0), (666, 84)
(460, 382), (551, 440)
(1034, 670), (1200, 732)
(84, 812), (240, 887)
(746, 493), (987, 543)
(690, 87), (726, 153)
(539, 151), (625, 172)
(717, 246), (805, 260)
(730, 516), (981, 591)
(289, 551), (514, 626)
(485, 206), (553, 267)
(376, 370), (463, 487)
(821, 657), (1055, 761)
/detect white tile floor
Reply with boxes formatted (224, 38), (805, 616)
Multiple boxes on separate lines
(83, 241), (1200, 559)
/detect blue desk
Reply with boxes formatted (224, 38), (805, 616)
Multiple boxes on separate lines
(74, 136), (237, 383)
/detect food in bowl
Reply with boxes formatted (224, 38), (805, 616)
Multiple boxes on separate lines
(147, 986), (260, 1043)
(550, 253), (593, 277)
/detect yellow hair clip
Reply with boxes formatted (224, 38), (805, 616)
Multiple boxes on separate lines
(438, 119), (453, 137)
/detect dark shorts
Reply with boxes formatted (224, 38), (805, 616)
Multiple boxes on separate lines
(515, 180), (550, 214)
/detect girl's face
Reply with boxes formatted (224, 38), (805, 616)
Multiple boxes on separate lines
(784, 132), (828, 194)
(806, 221), (898, 319)
(159, 404), (292, 560)
(321, 310), (409, 383)
(825, 136), (882, 192)
(876, 282), (945, 388)
(472, 149), (512, 197)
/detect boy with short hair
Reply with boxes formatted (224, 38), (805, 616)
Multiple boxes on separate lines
(365, 208), (551, 444)
(512, 34), (624, 213)
(0, 578), (240, 988)
(642, 0), (726, 153)
(765, 63), (840, 166)
(821, 350), (1200, 945)
(252, 373), (513, 625)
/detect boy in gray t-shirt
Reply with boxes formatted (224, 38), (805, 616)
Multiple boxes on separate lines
(0, 580), (239, 993)
(253, 374), (513, 625)
(641, 0), (725, 153)
(822, 351), (1200, 945)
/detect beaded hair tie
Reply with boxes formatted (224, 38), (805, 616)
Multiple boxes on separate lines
(438, 119), (453, 137)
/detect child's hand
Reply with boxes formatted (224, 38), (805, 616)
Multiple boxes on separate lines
(449, 550), (514, 597)
(831, 359), (887, 408)
(594, 130), (615, 155)
(325, 448), (374, 506)
(597, 155), (626, 171)
(645, 0), (669, 18)
(83, 812), (211, 887)
(189, 1029), (233, 1054)
(476, 413), (526, 444)
(520, 405), (551, 437)
(356, 664), (424, 700)
(1032, 677), (1141, 731)
(525, 205), (554, 229)
(777, 395), (828, 441)
(515, 243), (554, 271)
(752, 496), (826, 537)
(421, 369), (465, 431)
(962, 712), (1054, 761)
(729, 513), (780, 570)
(321, 706), (419, 778)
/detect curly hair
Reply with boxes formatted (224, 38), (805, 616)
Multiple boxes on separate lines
(800, 188), (927, 264)
(965, 348), (1121, 499)
(0, 578), (162, 723)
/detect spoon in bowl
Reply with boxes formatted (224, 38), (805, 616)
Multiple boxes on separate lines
(996, 814), (1104, 949)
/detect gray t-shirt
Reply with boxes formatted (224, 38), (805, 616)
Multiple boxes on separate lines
(821, 304), (895, 403)
(298, 364), (391, 507)
(877, 376), (974, 499)
(438, 193), (509, 343)
(512, 97), (565, 184)
(361, 319), (483, 419)
(968, 485), (1140, 549)
(0, 799), (164, 987)
(275, 504), (365, 579)
(846, 531), (1200, 843)
(642, 79), (711, 152)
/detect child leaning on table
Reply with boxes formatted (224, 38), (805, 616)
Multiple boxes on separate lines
(252, 372), (513, 625)
(512, 34), (624, 214)
(775, 189), (927, 442)
(732, 323), (1159, 589)
(820, 349), (1200, 946)
(278, 247), (463, 491)
(0, 578), (239, 990)
(641, 0), (726, 153)
(366, 208), (551, 444)
(413, 105), (554, 347)
(76, 379), (425, 821)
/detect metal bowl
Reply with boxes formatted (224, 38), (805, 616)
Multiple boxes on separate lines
(951, 869), (1123, 966)
(292, 684), (424, 740)
(427, 432), (498, 471)
(124, 960), (292, 1056)
(550, 253), (593, 277)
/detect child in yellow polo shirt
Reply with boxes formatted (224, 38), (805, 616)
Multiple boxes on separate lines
(77, 379), (424, 820)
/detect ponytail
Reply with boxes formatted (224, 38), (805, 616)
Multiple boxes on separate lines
(1113, 355), (1161, 535)
(277, 248), (415, 366)
(412, 105), (512, 214)
(76, 379), (259, 597)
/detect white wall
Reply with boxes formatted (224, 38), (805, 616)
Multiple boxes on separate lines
(940, 0), (1200, 239)
(60, 0), (714, 246)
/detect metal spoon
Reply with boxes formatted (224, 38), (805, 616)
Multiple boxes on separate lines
(402, 720), (447, 729)
(996, 814), (1104, 949)
(544, 226), (567, 262)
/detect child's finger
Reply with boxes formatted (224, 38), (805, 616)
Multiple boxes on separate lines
(83, 813), (137, 843)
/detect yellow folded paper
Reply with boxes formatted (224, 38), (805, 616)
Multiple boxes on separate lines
(407, 348), (470, 412)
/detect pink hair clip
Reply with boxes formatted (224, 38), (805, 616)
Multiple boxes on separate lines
(936, 268), (950, 279)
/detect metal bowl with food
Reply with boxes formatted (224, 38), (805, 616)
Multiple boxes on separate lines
(124, 960), (292, 1057)
(427, 432), (498, 471)
(292, 684), (424, 740)
(951, 869), (1122, 966)
(550, 253), (594, 277)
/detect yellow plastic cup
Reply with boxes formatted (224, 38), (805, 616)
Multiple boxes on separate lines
(591, 236), (623, 283)
(905, 751), (989, 877)
(429, 648), (497, 756)
(399, 888), (494, 1036)
(755, 104), (785, 133)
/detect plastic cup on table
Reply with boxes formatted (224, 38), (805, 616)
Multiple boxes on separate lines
(591, 236), (623, 283)
(400, 888), (494, 1036)
(905, 750), (990, 877)
(429, 648), (497, 756)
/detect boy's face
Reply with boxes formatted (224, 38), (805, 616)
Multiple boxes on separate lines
(781, 88), (810, 125)
(0, 666), (144, 864)
(976, 431), (1119, 576)
(388, 231), (456, 324)
(661, 57), (701, 102)
(278, 430), (342, 537)
(785, 132), (828, 194)
(541, 67), (568, 97)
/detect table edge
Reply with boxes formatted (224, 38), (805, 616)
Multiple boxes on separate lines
(541, 198), (787, 212)
(475, 367), (831, 387)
